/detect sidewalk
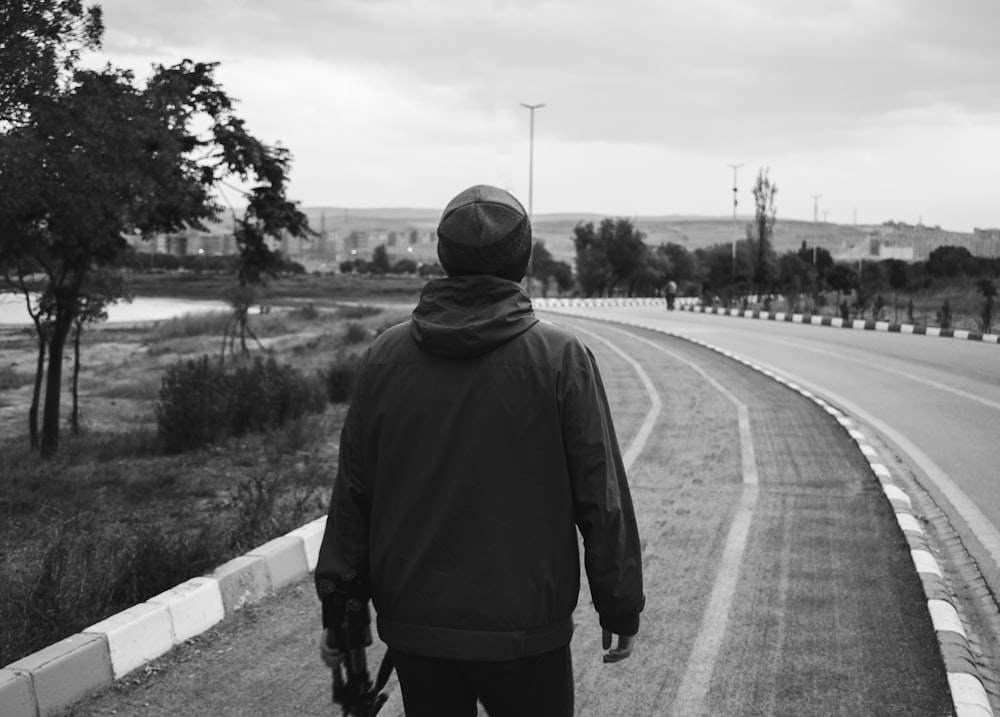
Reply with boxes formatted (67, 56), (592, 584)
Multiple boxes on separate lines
(1, 313), (985, 715)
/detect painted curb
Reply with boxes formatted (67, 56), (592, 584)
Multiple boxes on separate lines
(147, 576), (226, 645)
(0, 669), (37, 717)
(532, 296), (1000, 345)
(83, 602), (174, 679)
(246, 535), (311, 591)
(6, 633), (114, 717)
(538, 304), (996, 717)
(0, 521), (320, 717)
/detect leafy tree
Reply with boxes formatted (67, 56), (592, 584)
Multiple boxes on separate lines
(572, 218), (648, 296)
(391, 258), (418, 275)
(573, 222), (612, 296)
(551, 262), (575, 296)
(371, 244), (391, 275)
(530, 240), (558, 297)
(884, 259), (910, 323)
(826, 262), (857, 310)
(1, 38), (310, 455)
(748, 168), (778, 299)
(0, 0), (103, 126)
(927, 245), (975, 279)
(695, 243), (738, 303)
(776, 252), (811, 312)
(658, 242), (699, 287)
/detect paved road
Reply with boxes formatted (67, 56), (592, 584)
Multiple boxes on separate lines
(553, 306), (1000, 586)
(66, 316), (955, 716)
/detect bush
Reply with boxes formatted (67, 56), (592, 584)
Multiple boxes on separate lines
(156, 355), (327, 453)
(326, 353), (362, 403)
(344, 322), (369, 344)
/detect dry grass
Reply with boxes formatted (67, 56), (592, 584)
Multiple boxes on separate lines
(0, 296), (410, 666)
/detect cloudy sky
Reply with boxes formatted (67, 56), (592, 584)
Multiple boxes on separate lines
(88, 0), (999, 231)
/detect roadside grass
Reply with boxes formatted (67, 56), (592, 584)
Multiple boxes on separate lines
(0, 299), (408, 667)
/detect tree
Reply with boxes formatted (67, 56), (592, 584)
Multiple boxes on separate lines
(884, 259), (910, 324)
(572, 218), (648, 296)
(748, 168), (778, 299)
(530, 240), (557, 297)
(1, 55), (310, 455)
(826, 262), (857, 310)
(573, 222), (612, 297)
(927, 245), (975, 279)
(658, 243), (699, 287)
(0, 0), (103, 126)
(371, 244), (391, 275)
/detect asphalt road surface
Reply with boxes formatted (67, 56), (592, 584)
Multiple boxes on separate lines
(67, 314), (956, 716)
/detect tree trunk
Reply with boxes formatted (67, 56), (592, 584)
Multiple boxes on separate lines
(29, 333), (46, 450)
(71, 319), (82, 435)
(40, 301), (74, 457)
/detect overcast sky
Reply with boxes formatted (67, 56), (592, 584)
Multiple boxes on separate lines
(89, 0), (999, 231)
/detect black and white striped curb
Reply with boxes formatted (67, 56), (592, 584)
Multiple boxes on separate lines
(543, 306), (994, 717)
(532, 297), (1000, 345)
(0, 518), (327, 716)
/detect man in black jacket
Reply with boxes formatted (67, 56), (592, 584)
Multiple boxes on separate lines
(316, 184), (644, 717)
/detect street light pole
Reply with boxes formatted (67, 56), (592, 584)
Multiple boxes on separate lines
(520, 103), (545, 219)
(520, 103), (544, 295)
(728, 163), (743, 280)
(811, 194), (822, 223)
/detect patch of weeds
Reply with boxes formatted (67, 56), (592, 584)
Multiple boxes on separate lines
(0, 365), (34, 390)
(326, 352), (362, 403)
(344, 321), (369, 344)
(336, 304), (383, 320)
(151, 311), (231, 340)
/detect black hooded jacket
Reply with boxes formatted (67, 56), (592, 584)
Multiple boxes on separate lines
(316, 275), (644, 660)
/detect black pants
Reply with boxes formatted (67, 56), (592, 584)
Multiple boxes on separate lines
(390, 644), (574, 717)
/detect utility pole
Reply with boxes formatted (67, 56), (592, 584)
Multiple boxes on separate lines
(728, 163), (743, 280)
(811, 194), (822, 223)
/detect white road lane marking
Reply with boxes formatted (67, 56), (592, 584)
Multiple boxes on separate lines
(591, 323), (761, 716)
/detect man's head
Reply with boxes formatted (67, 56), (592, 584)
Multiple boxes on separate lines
(436, 185), (532, 281)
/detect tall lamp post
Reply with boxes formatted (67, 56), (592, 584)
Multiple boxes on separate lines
(728, 163), (743, 281)
(520, 103), (545, 218)
(521, 102), (544, 293)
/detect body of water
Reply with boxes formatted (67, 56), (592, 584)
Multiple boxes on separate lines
(0, 296), (231, 326)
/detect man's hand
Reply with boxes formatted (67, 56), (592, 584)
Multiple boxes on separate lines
(602, 629), (635, 663)
(319, 629), (344, 668)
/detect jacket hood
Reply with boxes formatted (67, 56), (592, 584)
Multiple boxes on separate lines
(410, 275), (539, 360)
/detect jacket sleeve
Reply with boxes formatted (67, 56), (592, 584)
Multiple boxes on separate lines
(315, 356), (371, 618)
(561, 341), (645, 636)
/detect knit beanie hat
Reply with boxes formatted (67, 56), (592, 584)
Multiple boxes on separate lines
(436, 185), (532, 281)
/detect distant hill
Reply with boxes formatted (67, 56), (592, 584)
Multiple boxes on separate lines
(294, 208), (881, 265)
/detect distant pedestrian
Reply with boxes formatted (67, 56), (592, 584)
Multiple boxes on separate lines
(665, 280), (678, 310)
(315, 184), (644, 717)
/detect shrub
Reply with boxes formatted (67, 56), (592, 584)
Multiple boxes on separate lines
(156, 355), (327, 453)
(326, 353), (362, 403)
(344, 321), (369, 344)
(156, 356), (231, 453)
